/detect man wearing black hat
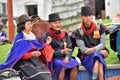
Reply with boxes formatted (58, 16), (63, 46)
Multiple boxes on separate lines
(39, 13), (79, 80)
(72, 6), (109, 80)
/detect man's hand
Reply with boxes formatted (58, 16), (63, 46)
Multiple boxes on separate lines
(85, 47), (95, 55)
(63, 58), (69, 63)
(61, 48), (72, 55)
(99, 50), (108, 58)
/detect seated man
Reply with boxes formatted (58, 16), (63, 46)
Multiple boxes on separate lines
(39, 13), (79, 80)
(73, 6), (109, 80)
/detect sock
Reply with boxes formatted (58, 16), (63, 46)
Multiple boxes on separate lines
(92, 72), (98, 80)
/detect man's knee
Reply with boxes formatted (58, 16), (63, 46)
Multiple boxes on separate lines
(71, 66), (78, 71)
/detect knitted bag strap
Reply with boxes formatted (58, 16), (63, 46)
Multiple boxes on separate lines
(62, 36), (67, 49)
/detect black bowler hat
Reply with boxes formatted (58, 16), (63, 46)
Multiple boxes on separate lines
(81, 6), (93, 16)
(48, 13), (61, 22)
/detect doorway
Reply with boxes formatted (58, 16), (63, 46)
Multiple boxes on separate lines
(26, 5), (38, 16)
(95, 0), (105, 19)
(84, 0), (105, 19)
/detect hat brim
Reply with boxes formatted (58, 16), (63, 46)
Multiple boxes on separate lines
(17, 19), (32, 26)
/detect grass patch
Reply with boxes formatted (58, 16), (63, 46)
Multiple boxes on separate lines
(98, 19), (112, 25)
(0, 44), (13, 63)
(0, 28), (14, 64)
(105, 35), (120, 64)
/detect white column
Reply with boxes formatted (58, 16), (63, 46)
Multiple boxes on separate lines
(37, 2), (44, 19)
(43, 0), (52, 20)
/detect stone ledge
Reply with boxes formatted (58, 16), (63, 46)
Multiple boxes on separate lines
(79, 64), (120, 71)
(106, 64), (120, 69)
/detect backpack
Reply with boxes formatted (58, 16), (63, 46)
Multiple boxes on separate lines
(109, 25), (120, 52)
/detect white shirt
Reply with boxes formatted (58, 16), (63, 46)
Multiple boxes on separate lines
(23, 31), (36, 40)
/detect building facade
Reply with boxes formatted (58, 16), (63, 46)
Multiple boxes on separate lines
(0, 0), (120, 28)
(12, 0), (52, 20)
(0, 0), (84, 30)
(105, 0), (120, 19)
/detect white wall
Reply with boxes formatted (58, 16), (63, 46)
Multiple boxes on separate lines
(12, 0), (47, 19)
(51, 0), (84, 30)
(43, 0), (52, 20)
(2, 0), (84, 30)
(105, 0), (120, 19)
(12, 0), (52, 20)
(0, 0), (6, 3)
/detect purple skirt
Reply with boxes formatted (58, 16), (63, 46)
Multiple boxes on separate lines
(49, 58), (78, 80)
(81, 51), (106, 79)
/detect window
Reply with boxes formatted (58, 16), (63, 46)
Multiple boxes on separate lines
(26, 5), (38, 16)
(0, 3), (7, 16)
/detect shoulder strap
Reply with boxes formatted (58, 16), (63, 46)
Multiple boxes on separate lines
(97, 23), (100, 30)
(62, 36), (67, 49)
(77, 25), (84, 36)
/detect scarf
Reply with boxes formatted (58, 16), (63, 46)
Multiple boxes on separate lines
(23, 31), (36, 40)
(48, 28), (66, 40)
(81, 22), (96, 35)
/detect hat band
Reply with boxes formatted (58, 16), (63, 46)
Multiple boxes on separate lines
(49, 18), (61, 22)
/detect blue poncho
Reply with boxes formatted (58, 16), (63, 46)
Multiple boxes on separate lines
(0, 32), (45, 70)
